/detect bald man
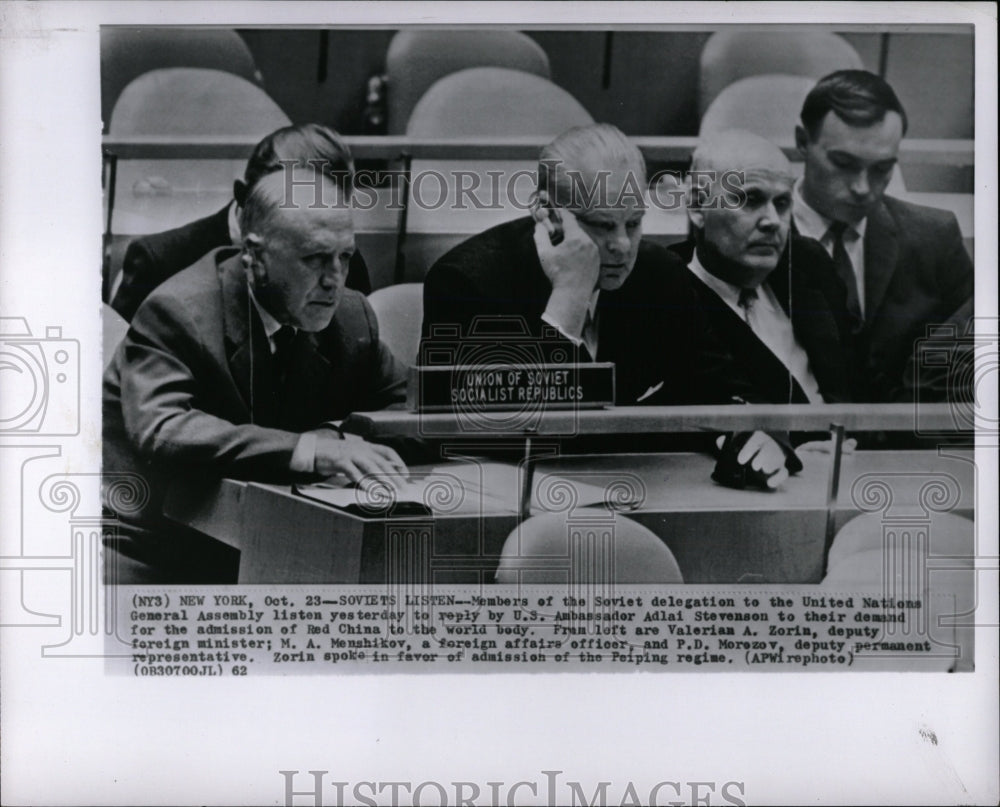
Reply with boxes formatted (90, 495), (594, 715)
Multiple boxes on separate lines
(103, 167), (408, 583)
(676, 130), (853, 406)
(422, 123), (799, 489)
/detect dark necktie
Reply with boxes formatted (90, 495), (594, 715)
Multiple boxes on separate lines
(272, 325), (297, 389)
(828, 221), (864, 332)
(737, 286), (758, 325)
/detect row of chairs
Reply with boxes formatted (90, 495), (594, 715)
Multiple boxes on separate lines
(103, 27), (866, 140)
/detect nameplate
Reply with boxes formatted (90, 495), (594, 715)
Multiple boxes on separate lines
(407, 363), (615, 413)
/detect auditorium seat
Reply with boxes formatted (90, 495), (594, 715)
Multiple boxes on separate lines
(399, 67), (594, 280)
(496, 512), (685, 584)
(385, 29), (550, 134)
(406, 66), (591, 138)
(821, 510), (975, 671)
(107, 67), (291, 235)
(698, 29), (863, 116)
(367, 283), (424, 367)
(101, 27), (263, 133)
(698, 73), (816, 141)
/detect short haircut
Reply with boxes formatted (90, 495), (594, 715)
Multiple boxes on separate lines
(239, 166), (347, 240)
(538, 123), (646, 206)
(243, 122), (355, 197)
(800, 70), (908, 139)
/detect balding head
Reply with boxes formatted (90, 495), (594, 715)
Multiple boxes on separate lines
(690, 129), (794, 199)
(687, 130), (794, 287)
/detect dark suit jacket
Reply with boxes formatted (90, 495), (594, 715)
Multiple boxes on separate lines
(422, 216), (758, 408)
(671, 236), (853, 405)
(103, 248), (404, 580)
(857, 195), (973, 403)
(111, 205), (372, 322)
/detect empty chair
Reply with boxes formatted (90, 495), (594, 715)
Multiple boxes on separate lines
(822, 511), (974, 671)
(496, 512), (684, 584)
(385, 29), (550, 134)
(367, 283), (424, 367)
(107, 67), (291, 235)
(407, 66), (591, 138)
(101, 27), (263, 132)
(402, 67), (594, 278)
(109, 67), (288, 136)
(698, 29), (863, 116)
(699, 73), (816, 142)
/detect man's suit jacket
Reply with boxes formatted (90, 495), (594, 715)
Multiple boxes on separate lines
(855, 195), (973, 403)
(111, 205), (373, 322)
(671, 236), (854, 405)
(103, 248), (404, 578)
(421, 216), (758, 407)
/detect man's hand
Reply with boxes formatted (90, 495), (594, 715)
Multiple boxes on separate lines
(714, 430), (791, 490)
(311, 431), (408, 487)
(533, 207), (599, 338)
(738, 431), (789, 489)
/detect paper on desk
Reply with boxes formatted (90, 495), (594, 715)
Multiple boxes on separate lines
(296, 461), (619, 515)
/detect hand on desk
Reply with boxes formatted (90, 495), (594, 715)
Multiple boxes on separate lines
(713, 431), (790, 490)
(311, 430), (409, 489)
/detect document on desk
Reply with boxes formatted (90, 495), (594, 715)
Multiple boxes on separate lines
(295, 461), (615, 516)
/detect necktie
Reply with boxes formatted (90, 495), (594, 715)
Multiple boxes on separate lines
(272, 325), (297, 388)
(581, 308), (599, 362)
(737, 286), (758, 326)
(828, 221), (864, 332)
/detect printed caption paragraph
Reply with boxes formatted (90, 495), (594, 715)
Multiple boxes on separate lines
(109, 585), (962, 674)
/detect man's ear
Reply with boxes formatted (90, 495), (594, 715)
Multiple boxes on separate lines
(233, 179), (248, 207)
(794, 125), (809, 159)
(685, 176), (705, 230)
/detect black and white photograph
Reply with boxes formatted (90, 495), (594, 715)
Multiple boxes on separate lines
(1, 1), (997, 804)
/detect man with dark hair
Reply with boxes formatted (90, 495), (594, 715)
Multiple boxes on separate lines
(103, 167), (406, 583)
(111, 123), (371, 321)
(794, 69), (973, 403)
(422, 123), (800, 489)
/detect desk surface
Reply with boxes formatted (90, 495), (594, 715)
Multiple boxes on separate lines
(165, 449), (974, 584)
(345, 402), (963, 438)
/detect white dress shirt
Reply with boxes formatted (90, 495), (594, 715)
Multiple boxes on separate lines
(247, 286), (321, 473)
(687, 252), (824, 403)
(792, 179), (868, 317)
(542, 290), (601, 359)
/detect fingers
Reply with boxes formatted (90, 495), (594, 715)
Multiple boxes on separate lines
(793, 437), (859, 454)
(738, 431), (789, 490)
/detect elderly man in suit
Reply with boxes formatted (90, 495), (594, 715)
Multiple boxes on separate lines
(103, 167), (407, 583)
(793, 70), (973, 403)
(110, 123), (371, 322)
(422, 122), (798, 490)
(678, 130), (853, 407)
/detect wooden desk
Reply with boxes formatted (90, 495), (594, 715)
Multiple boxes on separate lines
(163, 449), (973, 585)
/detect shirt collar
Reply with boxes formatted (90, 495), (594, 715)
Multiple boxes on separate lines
(247, 283), (283, 340)
(588, 290), (600, 319)
(793, 179), (867, 241)
(687, 250), (745, 309)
